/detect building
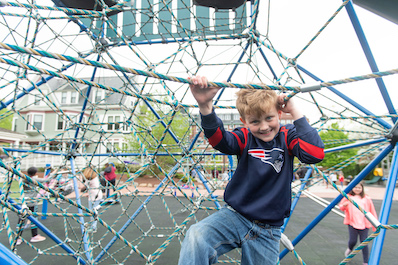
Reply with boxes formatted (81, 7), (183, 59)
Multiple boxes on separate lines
(11, 76), (136, 170)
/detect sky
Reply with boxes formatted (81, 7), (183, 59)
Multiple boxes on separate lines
(254, 0), (398, 125)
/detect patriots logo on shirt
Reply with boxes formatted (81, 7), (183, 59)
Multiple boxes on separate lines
(248, 148), (284, 173)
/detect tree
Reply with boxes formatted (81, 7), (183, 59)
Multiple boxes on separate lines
(0, 108), (13, 130)
(318, 123), (358, 175)
(125, 102), (191, 174)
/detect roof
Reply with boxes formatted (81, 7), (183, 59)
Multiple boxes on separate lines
(354, 0), (398, 25)
(0, 127), (25, 135)
(42, 76), (130, 106)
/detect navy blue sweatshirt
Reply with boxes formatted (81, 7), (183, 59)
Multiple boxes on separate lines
(201, 110), (324, 226)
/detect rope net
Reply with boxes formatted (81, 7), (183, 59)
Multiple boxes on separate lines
(0, 0), (397, 264)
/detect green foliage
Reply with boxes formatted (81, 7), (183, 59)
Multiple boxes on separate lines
(0, 181), (20, 198)
(125, 103), (191, 173)
(319, 123), (358, 175)
(0, 108), (13, 130)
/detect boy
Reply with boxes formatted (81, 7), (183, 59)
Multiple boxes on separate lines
(178, 76), (324, 264)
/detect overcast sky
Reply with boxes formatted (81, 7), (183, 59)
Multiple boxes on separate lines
(253, 0), (398, 123)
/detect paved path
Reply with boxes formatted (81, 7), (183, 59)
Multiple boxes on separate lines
(302, 182), (398, 201)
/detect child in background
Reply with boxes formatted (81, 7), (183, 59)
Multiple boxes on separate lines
(82, 167), (103, 232)
(338, 171), (345, 188)
(103, 163), (117, 197)
(16, 167), (47, 245)
(339, 182), (377, 265)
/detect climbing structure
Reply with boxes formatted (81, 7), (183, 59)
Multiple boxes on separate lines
(0, 0), (397, 264)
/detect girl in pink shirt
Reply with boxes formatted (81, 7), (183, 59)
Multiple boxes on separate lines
(339, 182), (377, 265)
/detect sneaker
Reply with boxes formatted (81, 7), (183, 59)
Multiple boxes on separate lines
(30, 234), (46, 243)
(16, 239), (22, 245)
(345, 248), (351, 257)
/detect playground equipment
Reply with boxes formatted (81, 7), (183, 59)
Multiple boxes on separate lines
(0, 0), (397, 264)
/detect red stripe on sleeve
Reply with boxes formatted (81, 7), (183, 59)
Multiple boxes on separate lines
(232, 128), (248, 155)
(231, 131), (244, 154)
(280, 126), (292, 155)
(298, 139), (325, 160)
(288, 138), (298, 151)
(208, 128), (223, 147)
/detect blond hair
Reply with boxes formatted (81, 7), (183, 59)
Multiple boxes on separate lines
(236, 89), (279, 120)
(83, 167), (98, 180)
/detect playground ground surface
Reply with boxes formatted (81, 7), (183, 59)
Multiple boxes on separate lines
(3, 180), (397, 265)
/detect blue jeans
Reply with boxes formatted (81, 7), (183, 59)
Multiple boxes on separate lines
(178, 206), (281, 265)
(89, 199), (101, 231)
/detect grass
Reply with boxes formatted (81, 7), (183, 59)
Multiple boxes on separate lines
(0, 181), (24, 199)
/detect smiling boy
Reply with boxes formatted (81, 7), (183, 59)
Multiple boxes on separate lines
(178, 76), (324, 265)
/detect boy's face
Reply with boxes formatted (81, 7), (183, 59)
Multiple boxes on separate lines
(241, 106), (282, 142)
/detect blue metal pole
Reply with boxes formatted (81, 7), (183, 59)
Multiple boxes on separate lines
(344, 1), (397, 124)
(214, 41), (250, 106)
(0, 72), (69, 111)
(192, 166), (221, 209)
(71, 54), (100, 152)
(369, 145), (398, 264)
(4, 192), (86, 264)
(69, 158), (91, 262)
(41, 164), (52, 220)
(0, 147), (228, 157)
(297, 64), (392, 130)
(279, 144), (393, 260)
(325, 138), (386, 153)
(282, 167), (312, 232)
(256, 42), (280, 82)
(228, 155), (234, 176)
(0, 243), (28, 265)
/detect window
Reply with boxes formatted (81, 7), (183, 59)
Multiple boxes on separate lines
(60, 91), (79, 104)
(57, 114), (85, 131)
(105, 140), (123, 153)
(34, 95), (41, 105)
(26, 114), (44, 131)
(61, 92), (67, 104)
(71, 91), (77, 103)
(122, 143), (128, 150)
(12, 117), (17, 131)
(107, 116), (113, 130)
(28, 142), (40, 149)
(49, 141), (61, 151)
(115, 116), (120, 130)
(106, 142), (112, 153)
(107, 115), (122, 131)
(33, 115), (43, 130)
(57, 116), (64, 130)
(94, 90), (103, 103)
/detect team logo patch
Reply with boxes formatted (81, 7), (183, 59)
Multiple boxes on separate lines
(248, 148), (284, 173)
